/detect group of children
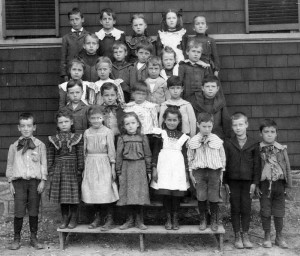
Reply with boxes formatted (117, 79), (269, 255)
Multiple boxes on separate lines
(5, 6), (292, 252)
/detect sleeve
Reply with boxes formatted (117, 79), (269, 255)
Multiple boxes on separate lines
(221, 106), (232, 138)
(252, 143), (262, 185)
(178, 63), (185, 84)
(46, 141), (55, 177)
(83, 131), (87, 159)
(186, 104), (197, 137)
(223, 140), (229, 184)
(210, 39), (220, 72)
(119, 33), (126, 44)
(60, 36), (68, 77)
(116, 136), (124, 175)
(76, 138), (84, 172)
(151, 105), (159, 129)
(181, 34), (188, 59)
(156, 33), (163, 58)
(106, 129), (116, 163)
(283, 148), (292, 188)
(40, 143), (48, 181)
(58, 87), (67, 109)
(163, 81), (171, 100)
(6, 145), (15, 182)
(142, 135), (152, 172)
(88, 85), (96, 105)
(187, 145), (195, 171)
(159, 105), (167, 128)
(151, 136), (163, 168)
(115, 82), (125, 104)
(219, 145), (226, 171)
(182, 140), (189, 172)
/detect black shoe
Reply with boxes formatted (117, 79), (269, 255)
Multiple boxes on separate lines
(8, 236), (21, 250)
(88, 213), (101, 229)
(172, 212), (179, 230)
(165, 213), (172, 230)
(30, 233), (43, 250)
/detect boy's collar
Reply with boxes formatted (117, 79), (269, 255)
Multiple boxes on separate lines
(260, 141), (285, 150)
(96, 28), (124, 40)
(184, 59), (203, 66)
(71, 27), (83, 32)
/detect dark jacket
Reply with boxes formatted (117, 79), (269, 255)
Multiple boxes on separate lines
(97, 33), (126, 61)
(78, 50), (99, 82)
(129, 62), (148, 88)
(224, 136), (261, 185)
(60, 29), (89, 77)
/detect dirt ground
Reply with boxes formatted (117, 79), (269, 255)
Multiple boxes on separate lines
(0, 200), (299, 256)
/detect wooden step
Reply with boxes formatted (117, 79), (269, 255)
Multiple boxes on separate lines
(149, 199), (198, 207)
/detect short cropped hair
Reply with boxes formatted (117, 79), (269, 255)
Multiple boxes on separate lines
(87, 105), (106, 118)
(202, 75), (220, 87)
(96, 56), (112, 70)
(131, 13), (147, 24)
(197, 112), (214, 124)
(231, 112), (248, 123)
(66, 79), (83, 91)
(100, 82), (118, 96)
(146, 56), (162, 69)
(136, 41), (153, 54)
(100, 8), (116, 20)
(259, 119), (278, 132)
(167, 76), (183, 88)
(131, 81), (148, 93)
(112, 41), (127, 53)
(68, 57), (85, 73)
(19, 112), (36, 125)
(161, 46), (177, 60)
(84, 33), (99, 44)
(186, 38), (203, 52)
(192, 15), (207, 25)
(68, 7), (83, 19)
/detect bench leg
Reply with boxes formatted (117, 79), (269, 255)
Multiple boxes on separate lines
(139, 234), (145, 252)
(59, 232), (65, 250)
(219, 234), (224, 251)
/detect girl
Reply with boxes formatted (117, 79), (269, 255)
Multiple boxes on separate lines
(116, 112), (152, 230)
(156, 9), (188, 63)
(88, 57), (127, 106)
(126, 14), (156, 63)
(81, 105), (119, 231)
(151, 108), (190, 230)
(191, 15), (220, 77)
(58, 58), (90, 109)
(160, 46), (179, 80)
(47, 110), (84, 229)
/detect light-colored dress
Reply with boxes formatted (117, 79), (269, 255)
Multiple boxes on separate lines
(151, 129), (190, 191)
(81, 126), (119, 204)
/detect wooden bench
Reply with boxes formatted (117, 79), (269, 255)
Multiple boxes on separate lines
(57, 224), (225, 252)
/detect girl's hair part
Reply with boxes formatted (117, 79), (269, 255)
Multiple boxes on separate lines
(66, 79), (83, 91)
(161, 9), (183, 31)
(100, 8), (116, 20)
(68, 57), (86, 73)
(96, 56), (112, 69)
(161, 46), (177, 60)
(131, 80), (148, 93)
(100, 82), (118, 96)
(120, 112), (142, 135)
(55, 109), (75, 132)
(84, 33), (99, 44)
(87, 105), (106, 118)
(167, 76), (183, 88)
(162, 107), (182, 131)
(146, 56), (162, 69)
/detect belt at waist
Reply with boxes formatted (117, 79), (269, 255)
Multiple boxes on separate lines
(86, 153), (108, 157)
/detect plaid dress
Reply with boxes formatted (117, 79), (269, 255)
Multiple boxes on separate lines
(47, 132), (84, 204)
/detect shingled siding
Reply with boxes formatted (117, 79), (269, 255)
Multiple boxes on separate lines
(59, 0), (245, 36)
(0, 40), (300, 176)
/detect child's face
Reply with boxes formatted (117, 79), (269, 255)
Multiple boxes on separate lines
(186, 47), (202, 63)
(166, 12), (178, 29)
(132, 90), (147, 104)
(57, 116), (73, 132)
(201, 82), (219, 99)
(67, 85), (83, 104)
(100, 12), (116, 31)
(147, 63), (161, 79)
(70, 63), (84, 80)
(232, 118), (248, 137)
(132, 18), (147, 35)
(97, 62), (111, 80)
(69, 13), (84, 31)
(169, 85), (183, 100)
(124, 116), (139, 134)
(261, 126), (277, 145)
(89, 113), (104, 129)
(83, 36), (99, 55)
(18, 118), (36, 138)
(162, 52), (176, 70)
(136, 48), (151, 63)
(197, 121), (213, 136)
(165, 113), (180, 130)
(113, 47), (127, 62)
(193, 17), (208, 34)
(102, 88), (118, 105)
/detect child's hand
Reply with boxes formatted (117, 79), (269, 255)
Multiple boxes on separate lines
(64, 76), (69, 82)
(37, 180), (45, 194)
(9, 182), (15, 196)
(249, 184), (256, 199)
(224, 184), (230, 195)
(111, 164), (116, 181)
(285, 188), (292, 200)
(189, 172), (196, 187)
(214, 71), (219, 77)
(152, 167), (158, 183)
(255, 186), (262, 198)
(220, 171), (223, 183)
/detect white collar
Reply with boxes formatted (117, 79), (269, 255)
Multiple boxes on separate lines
(95, 28), (124, 40)
(71, 27), (83, 33)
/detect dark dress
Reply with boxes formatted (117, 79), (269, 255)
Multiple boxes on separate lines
(116, 134), (152, 205)
(47, 132), (84, 204)
(78, 50), (100, 82)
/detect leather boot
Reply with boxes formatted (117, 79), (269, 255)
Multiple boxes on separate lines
(234, 232), (244, 249)
(88, 212), (101, 229)
(101, 209), (114, 231)
(67, 204), (78, 229)
(29, 216), (43, 250)
(165, 213), (172, 230)
(135, 208), (147, 230)
(242, 232), (253, 249)
(198, 201), (207, 230)
(59, 204), (69, 229)
(172, 212), (179, 230)
(210, 202), (219, 232)
(119, 211), (134, 230)
(8, 217), (23, 250)
(263, 231), (272, 248)
(275, 231), (288, 249)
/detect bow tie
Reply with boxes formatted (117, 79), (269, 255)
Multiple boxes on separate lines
(105, 33), (113, 38)
(17, 138), (36, 154)
(200, 135), (209, 144)
(104, 104), (118, 111)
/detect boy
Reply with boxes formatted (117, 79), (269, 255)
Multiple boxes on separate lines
(6, 113), (47, 250)
(192, 75), (231, 139)
(187, 113), (225, 232)
(111, 41), (133, 103)
(95, 8), (126, 61)
(78, 33), (100, 82)
(159, 76), (196, 137)
(61, 80), (89, 134)
(256, 119), (292, 249)
(223, 112), (261, 249)
(178, 37), (210, 102)
(145, 56), (170, 106)
(61, 8), (89, 81)
(129, 41), (153, 88)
